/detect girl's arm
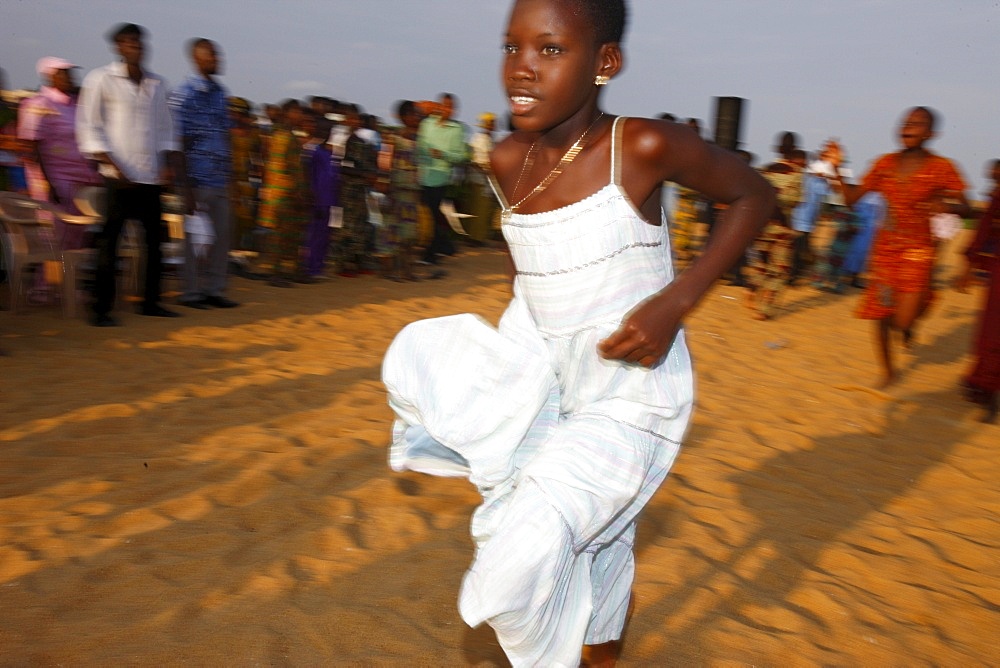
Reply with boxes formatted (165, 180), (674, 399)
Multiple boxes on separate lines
(824, 141), (872, 207)
(598, 120), (775, 367)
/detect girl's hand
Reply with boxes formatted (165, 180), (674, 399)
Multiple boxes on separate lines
(929, 188), (959, 215)
(597, 288), (688, 368)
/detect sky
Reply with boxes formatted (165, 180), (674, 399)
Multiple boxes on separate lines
(3, 0), (999, 195)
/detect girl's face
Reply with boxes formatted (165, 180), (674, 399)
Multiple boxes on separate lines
(898, 108), (933, 151)
(502, 0), (613, 133)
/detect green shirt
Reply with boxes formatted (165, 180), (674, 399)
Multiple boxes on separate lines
(416, 115), (467, 188)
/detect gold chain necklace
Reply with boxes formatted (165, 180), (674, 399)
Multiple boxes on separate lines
(509, 112), (605, 213)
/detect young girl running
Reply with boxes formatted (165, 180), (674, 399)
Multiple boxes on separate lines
(830, 107), (970, 388)
(382, 0), (773, 665)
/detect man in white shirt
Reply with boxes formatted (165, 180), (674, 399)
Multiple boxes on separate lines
(77, 23), (185, 326)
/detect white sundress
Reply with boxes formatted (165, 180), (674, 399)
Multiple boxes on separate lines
(382, 116), (695, 667)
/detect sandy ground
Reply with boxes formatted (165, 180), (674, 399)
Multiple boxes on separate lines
(0, 230), (997, 666)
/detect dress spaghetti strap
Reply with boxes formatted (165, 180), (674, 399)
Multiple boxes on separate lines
(488, 171), (511, 212)
(492, 116), (628, 222)
(610, 116), (627, 186)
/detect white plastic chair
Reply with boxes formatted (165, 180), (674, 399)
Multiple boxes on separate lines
(0, 193), (65, 314)
(0, 191), (114, 317)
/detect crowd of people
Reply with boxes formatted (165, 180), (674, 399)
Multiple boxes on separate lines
(0, 23), (503, 326)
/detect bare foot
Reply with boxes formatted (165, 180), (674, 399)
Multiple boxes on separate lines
(902, 328), (914, 349)
(875, 372), (897, 390)
(751, 311), (769, 321)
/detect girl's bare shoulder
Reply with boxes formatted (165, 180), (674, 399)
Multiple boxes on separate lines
(617, 116), (710, 182)
(620, 117), (701, 157)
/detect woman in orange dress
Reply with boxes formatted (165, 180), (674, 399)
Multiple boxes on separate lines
(831, 107), (970, 387)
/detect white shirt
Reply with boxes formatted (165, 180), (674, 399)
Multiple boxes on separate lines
(327, 125), (351, 160)
(469, 129), (493, 170)
(76, 61), (179, 184)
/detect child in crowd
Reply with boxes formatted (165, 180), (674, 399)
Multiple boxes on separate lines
(745, 208), (797, 320)
(790, 148), (840, 284)
(744, 148), (806, 316)
(381, 0), (773, 665)
(811, 204), (857, 293)
(813, 190), (885, 294)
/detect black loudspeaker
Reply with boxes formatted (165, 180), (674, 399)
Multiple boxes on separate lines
(713, 96), (744, 151)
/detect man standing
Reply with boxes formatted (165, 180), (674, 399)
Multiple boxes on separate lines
(169, 38), (239, 310)
(17, 56), (101, 250)
(416, 93), (467, 265)
(77, 23), (184, 326)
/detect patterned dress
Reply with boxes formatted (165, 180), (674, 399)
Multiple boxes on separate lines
(746, 169), (802, 312)
(258, 126), (308, 276)
(389, 132), (421, 244)
(766, 162), (803, 218)
(812, 204), (858, 289)
(856, 152), (967, 320)
(338, 133), (377, 272)
(230, 124), (262, 250)
(383, 118), (693, 666)
(669, 183), (703, 263)
(746, 219), (796, 315)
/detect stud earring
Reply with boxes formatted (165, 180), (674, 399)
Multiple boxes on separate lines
(594, 75), (609, 86)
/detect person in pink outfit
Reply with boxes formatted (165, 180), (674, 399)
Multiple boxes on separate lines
(17, 56), (101, 250)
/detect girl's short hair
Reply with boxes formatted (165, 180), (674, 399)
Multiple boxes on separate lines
(574, 0), (627, 44)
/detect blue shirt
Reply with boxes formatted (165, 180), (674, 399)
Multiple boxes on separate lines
(790, 173), (831, 233)
(169, 74), (231, 189)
